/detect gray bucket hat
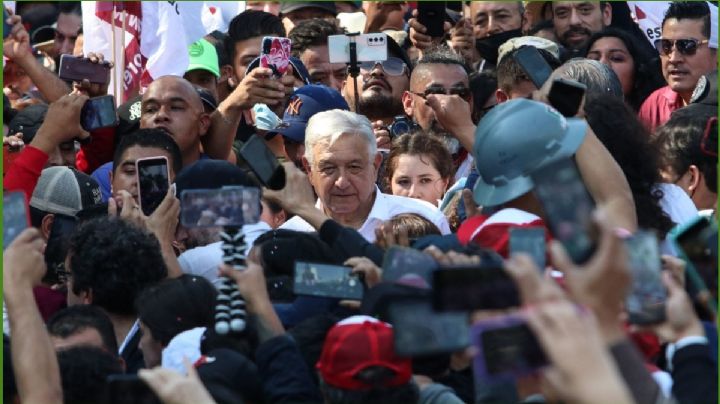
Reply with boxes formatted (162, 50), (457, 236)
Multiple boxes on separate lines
(472, 98), (587, 207)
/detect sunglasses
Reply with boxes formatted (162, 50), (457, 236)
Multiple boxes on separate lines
(411, 86), (472, 101)
(358, 57), (408, 76)
(654, 38), (709, 56)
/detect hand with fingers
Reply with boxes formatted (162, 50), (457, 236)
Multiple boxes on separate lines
(3, 13), (32, 62)
(345, 257), (382, 289)
(30, 93), (91, 154)
(145, 186), (181, 246)
(3, 228), (47, 294)
(450, 18), (479, 66)
(374, 222), (411, 249)
(71, 52), (113, 97)
(4, 132), (25, 151)
(650, 271), (705, 344)
(461, 189), (482, 219)
(138, 359), (217, 404)
(228, 67), (288, 111)
(372, 120), (392, 150)
(408, 9), (452, 52)
(422, 245), (481, 267)
(109, 190), (146, 229)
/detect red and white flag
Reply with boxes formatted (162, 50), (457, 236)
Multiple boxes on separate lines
(82, 1), (209, 103)
(628, 1), (717, 49)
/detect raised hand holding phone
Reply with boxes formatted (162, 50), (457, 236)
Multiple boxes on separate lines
(260, 36), (291, 78)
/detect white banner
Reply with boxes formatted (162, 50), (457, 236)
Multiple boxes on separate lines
(628, 1), (718, 48)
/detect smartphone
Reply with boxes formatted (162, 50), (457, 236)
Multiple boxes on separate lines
(672, 216), (718, 315)
(3, 144), (22, 176)
(328, 33), (388, 64)
(3, 8), (11, 40)
(58, 54), (112, 84)
(81, 95), (118, 132)
(624, 230), (666, 325)
(136, 156), (170, 216)
(513, 46), (553, 89)
(472, 314), (548, 380)
(180, 186), (261, 228)
(387, 298), (469, 357)
(239, 135), (284, 190)
(509, 227), (546, 271)
(44, 214), (78, 283)
(417, 2), (447, 38)
(381, 246), (438, 288)
(433, 265), (520, 311)
(548, 78), (587, 118)
(260, 36), (291, 78)
(531, 158), (596, 265)
(104, 374), (160, 404)
(3, 191), (29, 249)
(293, 261), (364, 300)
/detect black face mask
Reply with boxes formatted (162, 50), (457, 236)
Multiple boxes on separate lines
(475, 29), (523, 66)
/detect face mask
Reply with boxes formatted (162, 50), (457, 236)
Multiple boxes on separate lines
(253, 103), (281, 131)
(475, 29), (523, 66)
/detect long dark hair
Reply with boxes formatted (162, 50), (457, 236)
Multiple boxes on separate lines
(585, 27), (665, 111)
(584, 95), (675, 238)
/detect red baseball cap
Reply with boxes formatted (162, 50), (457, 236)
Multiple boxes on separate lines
(316, 316), (412, 391)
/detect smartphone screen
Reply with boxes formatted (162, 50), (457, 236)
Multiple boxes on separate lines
(432, 266), (520, 311)
(509, 227), (546, 271)
(4, 8), (11, 40)
(293, 261), (364, 300)
(104, 374), (160, 404)
(260, 36), (291, 78)
(417, 2), (447, 38)
(180, 186), (261, 228)
(81, 95), (118, 132)
(381, 246), (438, 288)
(58, 54), (112, 84)
(388, 298), (469, 357)
(548, 78), (587, 117)
(513, 46), (553, 89)
(473, 317), (548, 379)
(624, 230), (666, 325)
(239, 135), (280, 187)
(137, 157), (170, 216)
(531, 158), (596, 265)
(3, 191), (29, 249)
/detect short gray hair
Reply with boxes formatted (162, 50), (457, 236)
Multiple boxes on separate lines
(304, 110), (376, 165)
(551, 58), (624, 99)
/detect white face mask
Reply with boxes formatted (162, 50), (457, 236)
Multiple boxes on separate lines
(252, 103), (282, 131)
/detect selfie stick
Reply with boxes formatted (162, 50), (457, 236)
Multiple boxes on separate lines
(215, 226), (248, 335)
(346, 32), (361, 114)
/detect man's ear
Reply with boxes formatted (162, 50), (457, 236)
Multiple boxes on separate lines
(82, 289), (94, 305)
(373, 151), (383, 171)
(302, 156), (312, 174)
(602, 3), (612, 26)
(41, 213), (55, 240)
(402, 91), (414, 117)
(198, 113), (212, 137)
(222, 64), (237, 88)
(495, 88), (510, 104)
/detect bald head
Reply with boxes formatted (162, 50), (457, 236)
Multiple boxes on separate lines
(143, 76), (203, 111)
(140, 75), (210, 166)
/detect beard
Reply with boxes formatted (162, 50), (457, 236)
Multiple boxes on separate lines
(357, 91), (405, 122)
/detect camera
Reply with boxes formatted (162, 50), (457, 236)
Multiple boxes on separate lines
(388, 115), (418, 138)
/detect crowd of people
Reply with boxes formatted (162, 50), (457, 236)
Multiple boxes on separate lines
(2, 1), (718, 404)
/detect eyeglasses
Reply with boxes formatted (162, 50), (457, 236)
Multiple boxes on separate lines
(358, 57), (408, 76)
(654, 38), (709, 56)
(411, 86), (472, 101)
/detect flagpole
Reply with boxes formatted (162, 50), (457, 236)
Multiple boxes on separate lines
(111, 5), (119, 100)
(121, 8), (127, 102)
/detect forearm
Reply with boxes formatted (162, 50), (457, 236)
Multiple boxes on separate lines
(249, 298), (285, 343)
(294, 205), (331, 231)
(608, 338), (661, 404)
(575, 129), (637, 231)
(6, 288), (63, 404)
(204, 103), (243, 161)
(15, 56), (70, 103)
(161, 243), (183, 278)
(453, 123), (476, 153)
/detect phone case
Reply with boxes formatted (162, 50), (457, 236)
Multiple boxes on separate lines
(471, 314), (548, 381)
(136, 156), (170, 216)
(260, 37), (291, 77)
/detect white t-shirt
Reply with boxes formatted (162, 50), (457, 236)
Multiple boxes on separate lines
(280, 187), (451, 242)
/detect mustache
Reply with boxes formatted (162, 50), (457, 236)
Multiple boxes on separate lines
(362, 77), (393, 92)
(563, 26), (592, 41)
